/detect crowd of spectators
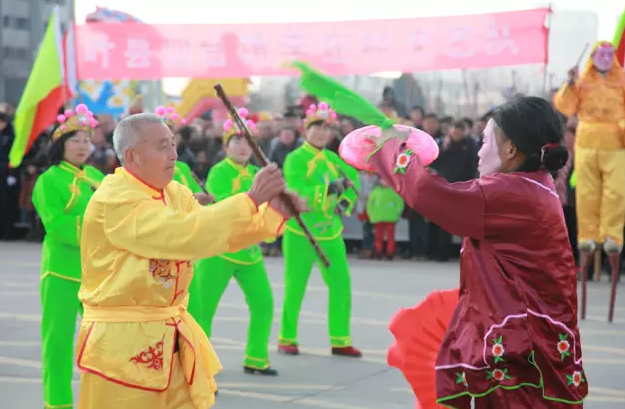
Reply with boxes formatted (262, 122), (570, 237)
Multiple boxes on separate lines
(0, 90), (620, 277)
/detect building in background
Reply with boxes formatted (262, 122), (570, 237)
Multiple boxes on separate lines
(0, 0), (74, 104)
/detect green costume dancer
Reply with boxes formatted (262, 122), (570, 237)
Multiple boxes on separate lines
(173, 160), (202, 193)
(188, 109), (279, 375)
(278, 102), (362, 357)
(31, 104), (104, 409)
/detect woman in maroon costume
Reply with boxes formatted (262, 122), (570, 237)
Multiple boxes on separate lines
(369, 97), (587, 408)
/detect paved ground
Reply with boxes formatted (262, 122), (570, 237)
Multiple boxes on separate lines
(0, 241), (624, 408)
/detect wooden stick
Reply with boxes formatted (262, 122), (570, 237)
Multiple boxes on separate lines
(190, 172), (209, 195)
(607, 252), (620, 322)
(337, 167), (359, 196)
(562, 43), (590, 94)
(577, 43), (590, 65)
(593, 247), (602, 282)
(190, 171), (216, 204)
(214, 83), (331, 268)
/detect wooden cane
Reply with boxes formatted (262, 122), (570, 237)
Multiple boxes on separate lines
(562, 43), (589, 95)
(593, 248), (602, 282)
(579, 249), (594, 320)
(607, 252), (620, 322)
(214, 83), (331, 268)
(190, 172), (209, 195)
(190, 172), (215, 203)
(336, 167), (359, 197)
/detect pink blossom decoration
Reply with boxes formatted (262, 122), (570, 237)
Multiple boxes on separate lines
(223, 119), (233, 131)
(75, 104), (88, 115)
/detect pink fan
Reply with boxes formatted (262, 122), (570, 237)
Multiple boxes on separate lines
(339, 125), (439, 172)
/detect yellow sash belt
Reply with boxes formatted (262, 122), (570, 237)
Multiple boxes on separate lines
(83, 304), (221, 408)
(83, 305), (186, 323)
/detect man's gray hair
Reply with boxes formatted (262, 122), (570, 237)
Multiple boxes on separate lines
(113, 113), (165, 164)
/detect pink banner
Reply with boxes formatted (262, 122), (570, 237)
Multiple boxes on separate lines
(76, 9), (549, 80)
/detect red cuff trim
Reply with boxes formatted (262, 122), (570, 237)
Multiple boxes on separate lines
(246, 193), (259, 211)
(276, 217), (287, 234)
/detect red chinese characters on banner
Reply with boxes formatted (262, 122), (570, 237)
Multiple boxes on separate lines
(75, 8), (549, 80)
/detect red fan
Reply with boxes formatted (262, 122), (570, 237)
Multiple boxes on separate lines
(387, 288), (460, 409)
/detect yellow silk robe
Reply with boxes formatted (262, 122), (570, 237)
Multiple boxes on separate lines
(553, 41), (625, 245)
(76, 167), (286, 408)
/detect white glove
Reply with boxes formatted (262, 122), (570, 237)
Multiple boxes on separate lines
(7, 176), (17, 186)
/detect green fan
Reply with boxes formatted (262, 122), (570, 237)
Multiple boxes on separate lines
(291, 61), (395, 130)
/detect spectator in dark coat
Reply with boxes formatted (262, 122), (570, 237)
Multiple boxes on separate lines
(428, 120), (478, 261)
(269, 127), (300, 169)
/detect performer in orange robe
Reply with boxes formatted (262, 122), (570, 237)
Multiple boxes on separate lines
(372, 97), (587, 408)
(553, 41), (625, 255)
(75, 113), (303, 409)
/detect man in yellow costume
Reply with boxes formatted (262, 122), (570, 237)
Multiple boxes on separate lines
(553, 41), (625, 255)
(75, 113), (303, 409)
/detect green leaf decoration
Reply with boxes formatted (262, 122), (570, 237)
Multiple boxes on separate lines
(291, 61), (395, 130)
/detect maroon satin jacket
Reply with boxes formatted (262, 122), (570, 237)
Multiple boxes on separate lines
(370, 138), (587, 407)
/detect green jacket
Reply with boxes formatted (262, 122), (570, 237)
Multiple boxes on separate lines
(173, 161), (202, 193)
(205, 157), (264, 264)
(32, 161), (105, 282)
(283, 142), (360, 240)
(367, 185), (404, 223)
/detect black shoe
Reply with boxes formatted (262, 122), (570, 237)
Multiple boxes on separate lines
(243, 366), (279, 376)
(386, 255), (394, 261)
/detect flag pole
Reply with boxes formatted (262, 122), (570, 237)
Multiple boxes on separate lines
(56, 6), (68, 110)
(542, 4), (553, 97)
(70, 0), (79, 109)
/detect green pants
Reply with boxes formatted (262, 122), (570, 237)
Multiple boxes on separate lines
(280, 230), (353, 347)
(188, 257), (274, 369)
(40, 276), (82, 408)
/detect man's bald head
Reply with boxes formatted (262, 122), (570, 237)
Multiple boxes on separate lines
(113, 113), (178, 189)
